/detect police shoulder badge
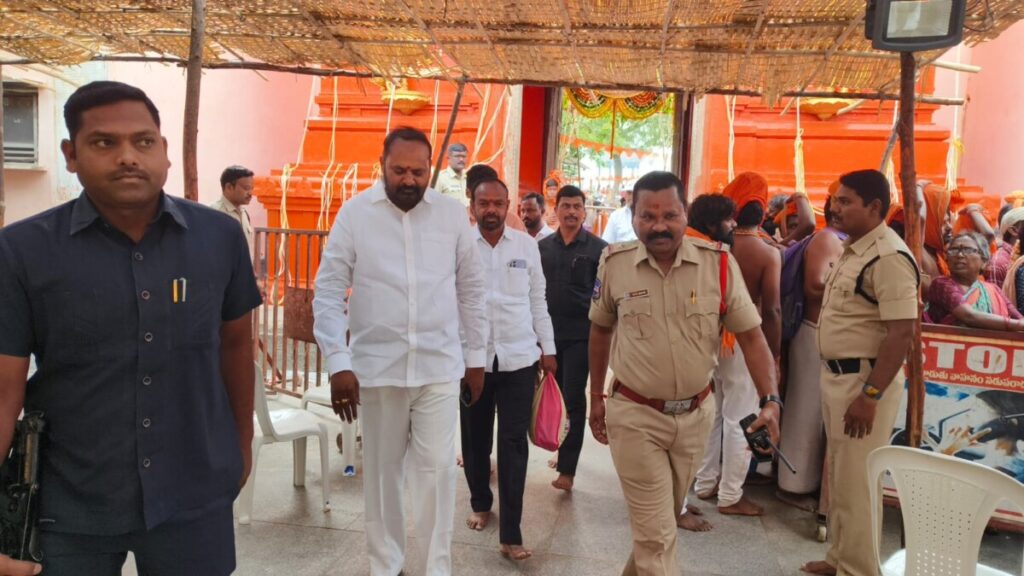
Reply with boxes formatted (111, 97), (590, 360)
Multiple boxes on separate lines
(592, 278), (602, 300)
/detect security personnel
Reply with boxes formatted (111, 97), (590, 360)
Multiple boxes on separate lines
(589, 171), (782, 576)
(801, 169), (918, 576)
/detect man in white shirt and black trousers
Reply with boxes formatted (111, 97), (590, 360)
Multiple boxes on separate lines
(313, 127), (487, 576)
(461, 171), (558, 562)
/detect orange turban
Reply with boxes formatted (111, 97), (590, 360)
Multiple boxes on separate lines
(886, 205), (905, 226)
(774, 199), (798, 225)
(723, 172), (768, 213)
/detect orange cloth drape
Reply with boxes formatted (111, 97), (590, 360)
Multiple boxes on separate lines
(922, 184), (958, 275)
(684, 228), (735, 356)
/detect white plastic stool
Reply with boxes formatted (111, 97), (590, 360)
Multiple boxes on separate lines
(302, 385), (360, 476)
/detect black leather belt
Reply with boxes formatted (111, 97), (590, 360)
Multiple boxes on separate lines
(825, 358), (875, 375)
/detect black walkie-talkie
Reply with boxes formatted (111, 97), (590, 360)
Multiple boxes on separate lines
(0, 412), (45, 562)
(739, 414), (796, 474)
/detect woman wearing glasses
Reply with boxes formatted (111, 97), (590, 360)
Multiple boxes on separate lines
(925, 231), (1024, 330)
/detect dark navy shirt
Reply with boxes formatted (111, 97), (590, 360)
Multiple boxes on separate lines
(539, 229), (607, 341)
(0, 193), (261, 535)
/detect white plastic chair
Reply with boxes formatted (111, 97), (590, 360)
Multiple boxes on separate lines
(867, 446), (1024, 576)
(237, 364), (331, 525)
(301, 385), (360, 476)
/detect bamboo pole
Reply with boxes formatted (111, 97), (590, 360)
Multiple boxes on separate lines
(430, 79), (466, 190)
(183, 0), (206, 202)
(0, 65), (5, 227)
(898, 52), (924, 450)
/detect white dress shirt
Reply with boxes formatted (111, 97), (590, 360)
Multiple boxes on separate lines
(602, 206), (637, 244)
(313, 182), (487, 388)
(532, 224), (555, 241)
(474, 227), (556, 373)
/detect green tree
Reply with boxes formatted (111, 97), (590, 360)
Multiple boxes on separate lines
(559, 92), (674, 193)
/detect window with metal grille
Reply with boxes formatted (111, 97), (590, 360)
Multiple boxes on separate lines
(3, 83), (38, 165)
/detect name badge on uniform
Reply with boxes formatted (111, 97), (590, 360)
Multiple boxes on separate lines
(507, 259), (527, 269)
(622, 289), (649, 301)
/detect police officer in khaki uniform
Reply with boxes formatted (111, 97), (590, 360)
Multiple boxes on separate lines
(588, 171), (782, 576)
(801, 170), (918, 576)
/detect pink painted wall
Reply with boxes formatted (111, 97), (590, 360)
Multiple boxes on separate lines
(960, 21), (1024, 200)
(106, 63), (313, 227)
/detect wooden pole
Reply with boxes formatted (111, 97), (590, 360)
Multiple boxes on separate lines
(898, 52), (925, 449)
(430, 78), (466, 190)
(182, 0), (206, 202)
(0, 65), (5, 227)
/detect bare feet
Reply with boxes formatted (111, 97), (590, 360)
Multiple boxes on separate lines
(551, 474), (574, 492)
(800, 561), (837, 575)
(718, 496), (764, 516)
(456, 453), (464, 467)
(499, 544), (533, 561)
(677, 512), (713, 532)
(466, 511), (491, 531)
(685, 502), (703, 516)
(547, 457), (558, 469)
(696, 484), (719, 501)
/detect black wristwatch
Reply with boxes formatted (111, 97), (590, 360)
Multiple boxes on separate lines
(760, 394), (784, 411)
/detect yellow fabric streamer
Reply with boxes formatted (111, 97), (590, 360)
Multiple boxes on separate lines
(793, 97), (806, 196)
(726, 96), (736, 183)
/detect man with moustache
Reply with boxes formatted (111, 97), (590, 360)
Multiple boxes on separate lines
(460, 173), (557, 561)
(313, 127), (487, 576)
(539, 185), (607, 492)
(210, 165), (255, 256)
(801, 170), (918, 576)
(0, 81), (261, 575)
(520, 192), (555, 240)
(589, 171), (781, 576)
(695, 173), (782, 517)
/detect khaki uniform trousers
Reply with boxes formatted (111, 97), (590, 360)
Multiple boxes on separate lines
(606, 391), (716, 576)
(820, 364), (902, 576)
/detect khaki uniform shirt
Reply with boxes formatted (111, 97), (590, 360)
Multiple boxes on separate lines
(435, 167), (468, 207)
(210, 196), (254, 257)
(818, 222), (919, 360)
(589, 238), (761, 400)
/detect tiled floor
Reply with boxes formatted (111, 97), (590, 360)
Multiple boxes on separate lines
(125, 396), (1023, 575)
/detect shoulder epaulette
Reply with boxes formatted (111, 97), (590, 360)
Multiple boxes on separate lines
(690, 238), (728, 252)
(604, 240), (641, 258)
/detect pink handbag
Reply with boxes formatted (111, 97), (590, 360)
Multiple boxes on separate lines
(529, 373), (570, 452)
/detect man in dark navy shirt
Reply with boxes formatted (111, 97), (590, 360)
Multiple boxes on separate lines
(0, 81), (261, 575)
(538, 185), (607, 493)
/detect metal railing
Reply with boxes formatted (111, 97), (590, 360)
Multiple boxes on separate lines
(253, 227), (328, 397)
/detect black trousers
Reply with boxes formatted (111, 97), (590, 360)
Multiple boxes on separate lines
(40, 501), (234, 576)
(460, 362), (535, 545)
(555, 339), (589, 477)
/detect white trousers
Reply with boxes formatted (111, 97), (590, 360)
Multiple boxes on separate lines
(361, 382), (459, 576)
(694, 346), (758, 507)
(778, 320), (826, 494)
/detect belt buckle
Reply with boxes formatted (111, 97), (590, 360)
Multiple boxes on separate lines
(662, 399), (691, 415)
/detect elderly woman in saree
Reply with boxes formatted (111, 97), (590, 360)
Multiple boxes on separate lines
(925, 232), (1024, 330)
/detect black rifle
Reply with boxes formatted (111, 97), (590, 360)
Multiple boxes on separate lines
(0, 412), (44, 562)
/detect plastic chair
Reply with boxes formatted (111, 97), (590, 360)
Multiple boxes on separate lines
(302, 385), (360, 476)
(867, 446), (1024, 576)
(236, 364), (331, 525)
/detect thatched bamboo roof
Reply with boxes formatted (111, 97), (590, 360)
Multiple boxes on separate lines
(2, 0), (1023, 98)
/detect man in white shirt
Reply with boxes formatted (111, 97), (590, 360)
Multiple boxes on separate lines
(313, 128), (487, 576)
(601, 189), (638, 244)
(461, 174), (557, 561)
(519, 192), (555, 240)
